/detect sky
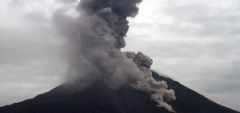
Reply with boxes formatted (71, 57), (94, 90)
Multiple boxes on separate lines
(0, 0), (239, 111)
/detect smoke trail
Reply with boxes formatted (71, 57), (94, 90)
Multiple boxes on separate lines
(54, 0), (176, 112)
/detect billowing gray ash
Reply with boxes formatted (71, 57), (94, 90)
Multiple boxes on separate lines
(54, 0), (176, 112)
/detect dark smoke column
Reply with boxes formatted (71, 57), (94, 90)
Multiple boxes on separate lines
(55, 0), (176, 112)
(79, 0), (142, 49)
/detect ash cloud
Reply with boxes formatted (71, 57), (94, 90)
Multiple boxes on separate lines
(54, 0), (176, 111)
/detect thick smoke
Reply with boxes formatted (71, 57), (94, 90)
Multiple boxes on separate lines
(54, 0), (176, 112)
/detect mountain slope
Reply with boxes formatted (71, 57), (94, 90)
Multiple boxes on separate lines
(0, 72), (239, 113)
(152, 72), (239, 113)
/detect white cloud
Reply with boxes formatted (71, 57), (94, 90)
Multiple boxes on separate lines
(126, 0), (240, 111)
(0, 0), (67, 106)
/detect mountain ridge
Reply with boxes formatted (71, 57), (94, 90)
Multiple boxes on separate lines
(0, 72), (239, 113)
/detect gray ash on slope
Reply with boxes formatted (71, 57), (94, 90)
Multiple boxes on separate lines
(54, 0), (175, 111)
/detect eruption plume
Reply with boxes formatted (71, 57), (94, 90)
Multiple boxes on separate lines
(54, 0), (176, 112)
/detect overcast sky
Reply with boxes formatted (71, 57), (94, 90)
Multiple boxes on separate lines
(0, 0), (239, 111)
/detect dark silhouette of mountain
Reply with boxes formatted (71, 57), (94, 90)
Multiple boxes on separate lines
(0, 72), (239, 113)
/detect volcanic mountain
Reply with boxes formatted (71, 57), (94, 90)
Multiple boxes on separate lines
(0, 72), (239, 113)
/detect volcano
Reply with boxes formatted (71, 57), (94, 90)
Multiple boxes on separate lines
(0, 72), (239, 113)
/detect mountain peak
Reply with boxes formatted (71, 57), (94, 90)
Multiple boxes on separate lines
(0, 72), (239, 113)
